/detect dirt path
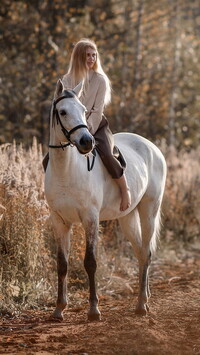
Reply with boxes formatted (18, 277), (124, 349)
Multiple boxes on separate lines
(1, 252), (200, 355)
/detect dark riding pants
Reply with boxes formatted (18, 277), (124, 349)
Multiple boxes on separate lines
(94, 115), (126, 179)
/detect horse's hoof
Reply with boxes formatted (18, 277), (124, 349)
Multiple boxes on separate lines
(51, 310), (64, 321)
(135, 306), (148, 316)
(88, 310), (101, 322)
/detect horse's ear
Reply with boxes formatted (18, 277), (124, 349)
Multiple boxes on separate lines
(73, 81), (83, 98)
(54, 79), (64, 98)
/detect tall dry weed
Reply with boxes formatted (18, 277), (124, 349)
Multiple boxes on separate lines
(0, 139), (56, 312)
(162, 145), (200, 242)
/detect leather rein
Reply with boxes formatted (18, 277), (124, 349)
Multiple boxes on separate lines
(48, 93), (96, 171)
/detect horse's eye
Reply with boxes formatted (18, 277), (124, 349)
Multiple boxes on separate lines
(60, 110), (66, 116)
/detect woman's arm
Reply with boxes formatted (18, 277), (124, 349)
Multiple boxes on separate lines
(87, 76), (107, 135)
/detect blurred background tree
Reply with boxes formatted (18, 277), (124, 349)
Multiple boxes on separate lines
(1, 0), (200, 149)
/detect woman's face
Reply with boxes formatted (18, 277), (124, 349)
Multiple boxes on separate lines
(86, 47), (96, 70)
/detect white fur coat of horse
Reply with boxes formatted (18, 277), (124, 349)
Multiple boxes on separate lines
(45, 80), (167, 321)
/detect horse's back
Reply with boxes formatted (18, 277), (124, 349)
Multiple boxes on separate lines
(114, 132), (167, 198)
(114, 132), (166, 173)
(114, 132), (164, 159)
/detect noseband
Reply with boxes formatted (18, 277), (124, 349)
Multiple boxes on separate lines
(49, 92), (88, 148)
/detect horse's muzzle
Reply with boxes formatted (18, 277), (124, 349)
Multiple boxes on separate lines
(77, 133), (95, 154)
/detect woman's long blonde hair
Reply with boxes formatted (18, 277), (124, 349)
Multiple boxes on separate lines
(67, 38), (111, 105)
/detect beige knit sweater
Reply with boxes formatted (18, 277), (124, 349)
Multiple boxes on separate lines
(62, 70), (107, 135)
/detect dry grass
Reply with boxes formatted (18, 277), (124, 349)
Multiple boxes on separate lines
(162, 144), (200, 242)
(0, 139), (199, 312)
(0, 139), (56, 313)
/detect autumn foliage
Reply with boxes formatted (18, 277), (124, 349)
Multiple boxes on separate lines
(1, 0), (200, 148)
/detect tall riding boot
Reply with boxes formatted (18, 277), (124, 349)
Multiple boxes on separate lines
(114, 174), (131, 211)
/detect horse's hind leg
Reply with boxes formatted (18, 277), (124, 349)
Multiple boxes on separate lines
(119, 202), (160, 315)
(136, 198), (161, 315)
(51, 212), (72, 320)
(119, 208), (142, 263)
(82, 214), (100, 321)
(119, 209), (146, 309)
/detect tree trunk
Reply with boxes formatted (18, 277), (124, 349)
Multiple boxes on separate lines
(168, 0), (181, 147)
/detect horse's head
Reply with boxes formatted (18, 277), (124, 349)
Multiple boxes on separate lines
(52, 79), (95, 154)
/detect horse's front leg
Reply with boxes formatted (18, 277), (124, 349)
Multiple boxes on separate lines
(51, 212), (72, 320)
(83, 216), (100, 321)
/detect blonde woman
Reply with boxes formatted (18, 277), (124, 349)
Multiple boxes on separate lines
(63, 38), (131, 211)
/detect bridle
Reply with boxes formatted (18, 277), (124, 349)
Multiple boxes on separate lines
(48, 91), (96, 171)
(49, 92), (88, 149)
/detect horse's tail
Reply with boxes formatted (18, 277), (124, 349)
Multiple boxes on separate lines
(150, 204), (162, 255)
(150, 157), (166, 255)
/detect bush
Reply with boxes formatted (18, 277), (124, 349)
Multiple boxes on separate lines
(0, 139), (56, 312)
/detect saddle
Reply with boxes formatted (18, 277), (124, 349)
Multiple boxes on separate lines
(113, 145), (127, 169)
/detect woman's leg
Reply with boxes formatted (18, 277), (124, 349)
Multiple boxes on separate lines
(94, 116), (131, 211)
(114, 175), (131, 211)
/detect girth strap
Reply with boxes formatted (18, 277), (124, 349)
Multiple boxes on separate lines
(87, 149), (96, 172)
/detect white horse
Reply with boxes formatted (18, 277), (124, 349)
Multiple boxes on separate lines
(44, 79), (167, 321)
